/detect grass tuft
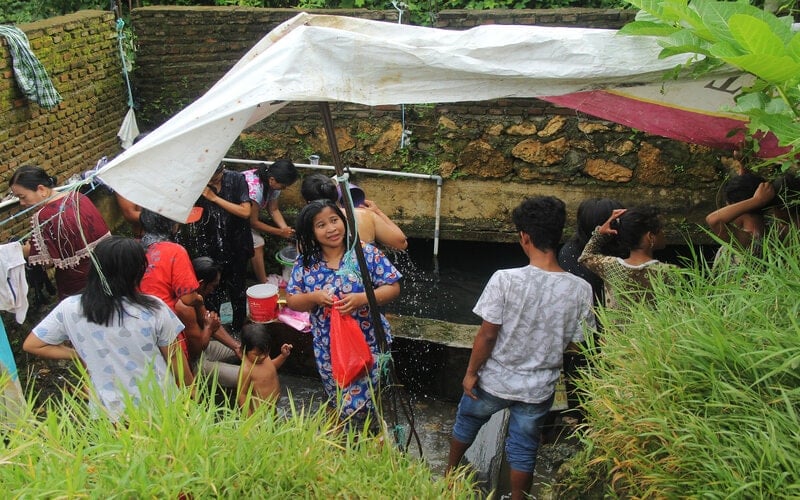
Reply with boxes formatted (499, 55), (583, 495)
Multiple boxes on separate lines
(555, 227), (800, 498)
(1, 371), (479, 498)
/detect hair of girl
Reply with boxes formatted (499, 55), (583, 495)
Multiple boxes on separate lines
(610, 205), (663, 251)
(192, 256), (220, 283)
(300, 173), (338, 204)
(240, 323), (270, 354)
(10, 165), (56, 190)
(571, 197), (625, 247)
(81, 236), (158, 327)
(257, 159), (299, 187)
(294, 199), (351, 268)
(724, 172), (765, 204)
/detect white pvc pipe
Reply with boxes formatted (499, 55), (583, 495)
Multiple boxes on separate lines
(223, 157), (443, 256)
(0, 181), (86, 210)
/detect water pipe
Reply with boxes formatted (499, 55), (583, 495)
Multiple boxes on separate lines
(222, 157), (444, 256)
(0, 180), (90, 211)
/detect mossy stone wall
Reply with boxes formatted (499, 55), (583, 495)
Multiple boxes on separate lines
(131, 7), (727, 244)
(0, 10), (127, 241)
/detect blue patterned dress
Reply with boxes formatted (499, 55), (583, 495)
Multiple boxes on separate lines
(287, 243), (401, 421)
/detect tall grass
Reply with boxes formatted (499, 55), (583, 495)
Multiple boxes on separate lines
(0, 372), (478, 498)
(557, 228), (800, 498)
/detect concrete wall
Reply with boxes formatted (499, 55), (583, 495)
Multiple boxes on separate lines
(131, 7), (726, 244)
(0, 10), (127, 241)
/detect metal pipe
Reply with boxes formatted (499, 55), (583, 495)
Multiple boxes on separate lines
(223, 157), (443, 256)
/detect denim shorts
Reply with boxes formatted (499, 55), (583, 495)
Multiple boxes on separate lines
(452, 387), (553, 473)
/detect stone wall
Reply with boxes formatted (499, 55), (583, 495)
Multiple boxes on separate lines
(0, 7), (731, 245)
(131, 6), (727, 244)
(0, 10), (127, 241)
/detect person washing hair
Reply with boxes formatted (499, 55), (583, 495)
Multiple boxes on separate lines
(10, 165), (111, 298)
(244, 160), (299, 284)
(180, 162), (252, 333)
(579, 206), (675, 310)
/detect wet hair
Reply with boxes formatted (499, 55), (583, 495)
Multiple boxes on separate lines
(140, 208), (176, 239)
(295, 199), (351, 267)
(241, 323), (271, 354)
(10, 165), (56, 191)
(610, 205), (663, 251)
(258, 159), (298, 187)
(570, 198), (625, 247)
(81, 236), (158, 326)
(724, 172), (765, 204)
(192, 256), (220, 284)
(300, 173), (338, 203)
(511, 196), (566, 252)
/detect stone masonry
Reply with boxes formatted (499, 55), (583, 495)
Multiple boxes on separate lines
(1, 7), (733, 245)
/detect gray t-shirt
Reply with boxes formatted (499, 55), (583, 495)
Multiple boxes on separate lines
(33, 295), (183, 420)
(473, 265), (594, 404)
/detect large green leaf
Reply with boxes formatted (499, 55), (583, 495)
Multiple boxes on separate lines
(728, 14), (787, 57)
(659, 29), (713, 57)
(661, 1), (707, 34)
(785, 32), (800, 62)
(628, 0), (686, 22)
(619, 21), (682, 36)
(690, 0), (752, 47)
(717, 53), (800, 84)
(746, 109), (800, 147)
(709, 40), (746, 58)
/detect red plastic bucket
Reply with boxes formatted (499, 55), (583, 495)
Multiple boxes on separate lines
(247, 284), (279, 322)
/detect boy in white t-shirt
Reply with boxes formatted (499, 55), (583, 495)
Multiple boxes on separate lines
(446, 196), (595, 500)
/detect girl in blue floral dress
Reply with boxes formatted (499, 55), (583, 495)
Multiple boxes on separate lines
(286, 199), (401, 426)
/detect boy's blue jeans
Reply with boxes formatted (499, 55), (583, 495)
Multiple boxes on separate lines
(452, 386), (553, 473)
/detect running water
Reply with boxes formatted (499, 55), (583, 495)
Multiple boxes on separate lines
(384, 239), (527, 325)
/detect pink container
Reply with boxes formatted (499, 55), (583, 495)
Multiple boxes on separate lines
(247, 284), (279, 322)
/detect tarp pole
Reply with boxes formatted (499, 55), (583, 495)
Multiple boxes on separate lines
(318, 102), (389, 353)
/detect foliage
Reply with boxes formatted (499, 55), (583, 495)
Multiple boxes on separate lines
(620, 0), (800, 167)
(1, 371), (478, 497)
(0, 0), (105, 23)
(556, 228), (800, 497)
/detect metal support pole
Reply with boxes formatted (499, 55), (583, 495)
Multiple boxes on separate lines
(318, 102), (389, 353)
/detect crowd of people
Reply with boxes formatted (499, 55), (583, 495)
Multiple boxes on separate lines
(7, 157), (799, 497)
(9, 160), (411, 423)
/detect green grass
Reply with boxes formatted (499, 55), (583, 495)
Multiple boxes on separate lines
(0, 372), (478, 498)
(555, 227), (800, 498)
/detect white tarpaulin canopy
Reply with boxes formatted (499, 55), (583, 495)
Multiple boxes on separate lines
(97, 12), (745, 222)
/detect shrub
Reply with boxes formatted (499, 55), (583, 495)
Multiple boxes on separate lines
(557, 228), (800, 497)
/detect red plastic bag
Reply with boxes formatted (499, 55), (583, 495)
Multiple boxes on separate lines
(329, 307), (374, 388)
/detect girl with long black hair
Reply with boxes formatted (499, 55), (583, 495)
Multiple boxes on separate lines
(23, 236), (191, 421)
